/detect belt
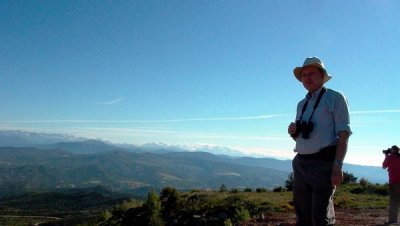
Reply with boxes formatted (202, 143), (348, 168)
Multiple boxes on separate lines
(297, 145), (337, 161)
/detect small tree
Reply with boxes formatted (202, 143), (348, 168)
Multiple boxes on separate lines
(244, 188), (252, 192)
(220, 184), (228, 192)
(343, 171), (358, 184)
(101, 209), (112, 221)
(224, 219), (233, 226)
(359, 177), (370, 187)
(273, 186), (286, 192)
(256, 187), (267, 192)
(234, 206), (251, 222)
(147, 189), (165, 226)
(160, 187), (179, 224)
(285, 172), (294, 191)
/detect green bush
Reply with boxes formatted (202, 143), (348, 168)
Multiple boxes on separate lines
(359, 177), (370, 186)
(285, 173), (294, 191)
(100, 209), (112, 221)
(256, 187), (267, 193)
(343, 171), (358, 184)
(147, 189), (164, 226)
(112, 199), (142, 217)
(273, 186), (286, 192)
(234, 206), (250, 222)
(224, 219), (233, 226)
(244, 188), (252, 192)
(99, 183), (389, 225)
(220, 184), (228, 192)
(350, 184), (388, 196)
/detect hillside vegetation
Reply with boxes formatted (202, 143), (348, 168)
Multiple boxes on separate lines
(98, 181), (389, 226)
(0, 131), (391, 225)
(0, 176), (389, 226)
(0, 147), (288, 196)
(0, 144), (387, 198)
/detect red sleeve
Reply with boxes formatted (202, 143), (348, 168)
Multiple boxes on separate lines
(383, 155), (390, 169)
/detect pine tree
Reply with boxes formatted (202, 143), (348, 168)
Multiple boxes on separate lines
(147, 189), (165, 226)
(285, 172), (294, 191)
(160, 187), (179, 224)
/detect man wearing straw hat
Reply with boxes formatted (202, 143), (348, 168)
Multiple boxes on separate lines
(288, 57), (351, 226)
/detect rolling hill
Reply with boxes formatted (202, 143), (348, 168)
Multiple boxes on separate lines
(0, 147), (288, 197)
(0, 130), (387, 198)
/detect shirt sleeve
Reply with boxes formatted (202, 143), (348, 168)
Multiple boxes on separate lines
(333, 92), (352, 136)
(383, 155), (389, 169)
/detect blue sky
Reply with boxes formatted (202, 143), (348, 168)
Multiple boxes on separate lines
(1, 1), (399, 166)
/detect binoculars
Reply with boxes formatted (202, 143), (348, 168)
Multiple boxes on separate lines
(291, 120), (314, 139)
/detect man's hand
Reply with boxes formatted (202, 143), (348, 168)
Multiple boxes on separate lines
(331, 164), (343, 187)
(288, 122), (297, 139)
(332, 131), (349, 187)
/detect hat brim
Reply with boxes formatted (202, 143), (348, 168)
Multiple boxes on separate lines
(293, 63), (332, 83)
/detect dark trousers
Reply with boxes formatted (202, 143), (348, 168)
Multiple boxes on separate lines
(389, 183), (400, 223)
(292, 154), (336, 226)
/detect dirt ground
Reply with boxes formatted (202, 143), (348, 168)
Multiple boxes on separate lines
(241, 208), (389, 226)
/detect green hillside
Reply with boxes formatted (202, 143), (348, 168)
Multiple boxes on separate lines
(0, 147), (288, 197)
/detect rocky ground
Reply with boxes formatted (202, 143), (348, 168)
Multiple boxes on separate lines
(241, 208), (389, 226)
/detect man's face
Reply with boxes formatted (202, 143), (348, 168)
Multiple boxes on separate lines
(301, 66), (324, 92)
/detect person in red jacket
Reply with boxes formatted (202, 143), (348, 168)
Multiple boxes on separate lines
(382, 145), (400, 225)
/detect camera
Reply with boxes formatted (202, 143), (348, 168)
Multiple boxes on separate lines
(383, 148), (391, 154)
(292, 120), (314, 139)
(383, 145), (400, 154)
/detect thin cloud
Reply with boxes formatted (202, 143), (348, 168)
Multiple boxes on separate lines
(97, 96), (125, 105)
(1, 114), (283, 124)
(6, 109), (400, 124)
(142, 114), (283, 123)
(350, 109), (400, 115)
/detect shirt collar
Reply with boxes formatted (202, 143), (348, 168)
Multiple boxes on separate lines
(306, 86), (325, 100)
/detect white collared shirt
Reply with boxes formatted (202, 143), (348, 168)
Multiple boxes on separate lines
(294, 86), (352, 154)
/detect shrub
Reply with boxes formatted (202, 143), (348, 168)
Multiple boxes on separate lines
(220, 184), (228, 192)
(343, 171), (358, 184)
(147, 189), (164, 226)
(256, 188), (267, 193)
(160, 187), (180, 224)
(234, 206), (251, 222)
(112, 199), (142, 217)
(244, 188), (252, 192)
(100, 209), (112, 221)
(281, 203), (295, 211)
(335, 197), (351, 208)
(368, 183), (388, 196)
(349, 183), (388, 196)
(359, 177), (370, 187)
(285, 172), (294, 191)
(224, 219), (233, 226)
(273, 186), (286, 192)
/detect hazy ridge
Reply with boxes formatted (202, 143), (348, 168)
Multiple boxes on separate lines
(0, 130), (387, 198)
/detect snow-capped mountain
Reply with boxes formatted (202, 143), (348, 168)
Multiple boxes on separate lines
(0, 130), (85, 147)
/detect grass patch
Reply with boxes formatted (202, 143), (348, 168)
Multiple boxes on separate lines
(335, 184), (388, 209)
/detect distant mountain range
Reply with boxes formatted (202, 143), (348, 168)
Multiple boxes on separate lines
(0, 130), (388, 197)
(0, 130), (247, 156)
(0, 146), (288, 197)
(0, 130), (85, 147)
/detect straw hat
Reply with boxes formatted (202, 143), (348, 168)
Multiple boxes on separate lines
(293, 57), (332, 83)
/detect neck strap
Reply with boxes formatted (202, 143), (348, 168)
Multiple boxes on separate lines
(298, 87), (326, 123)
